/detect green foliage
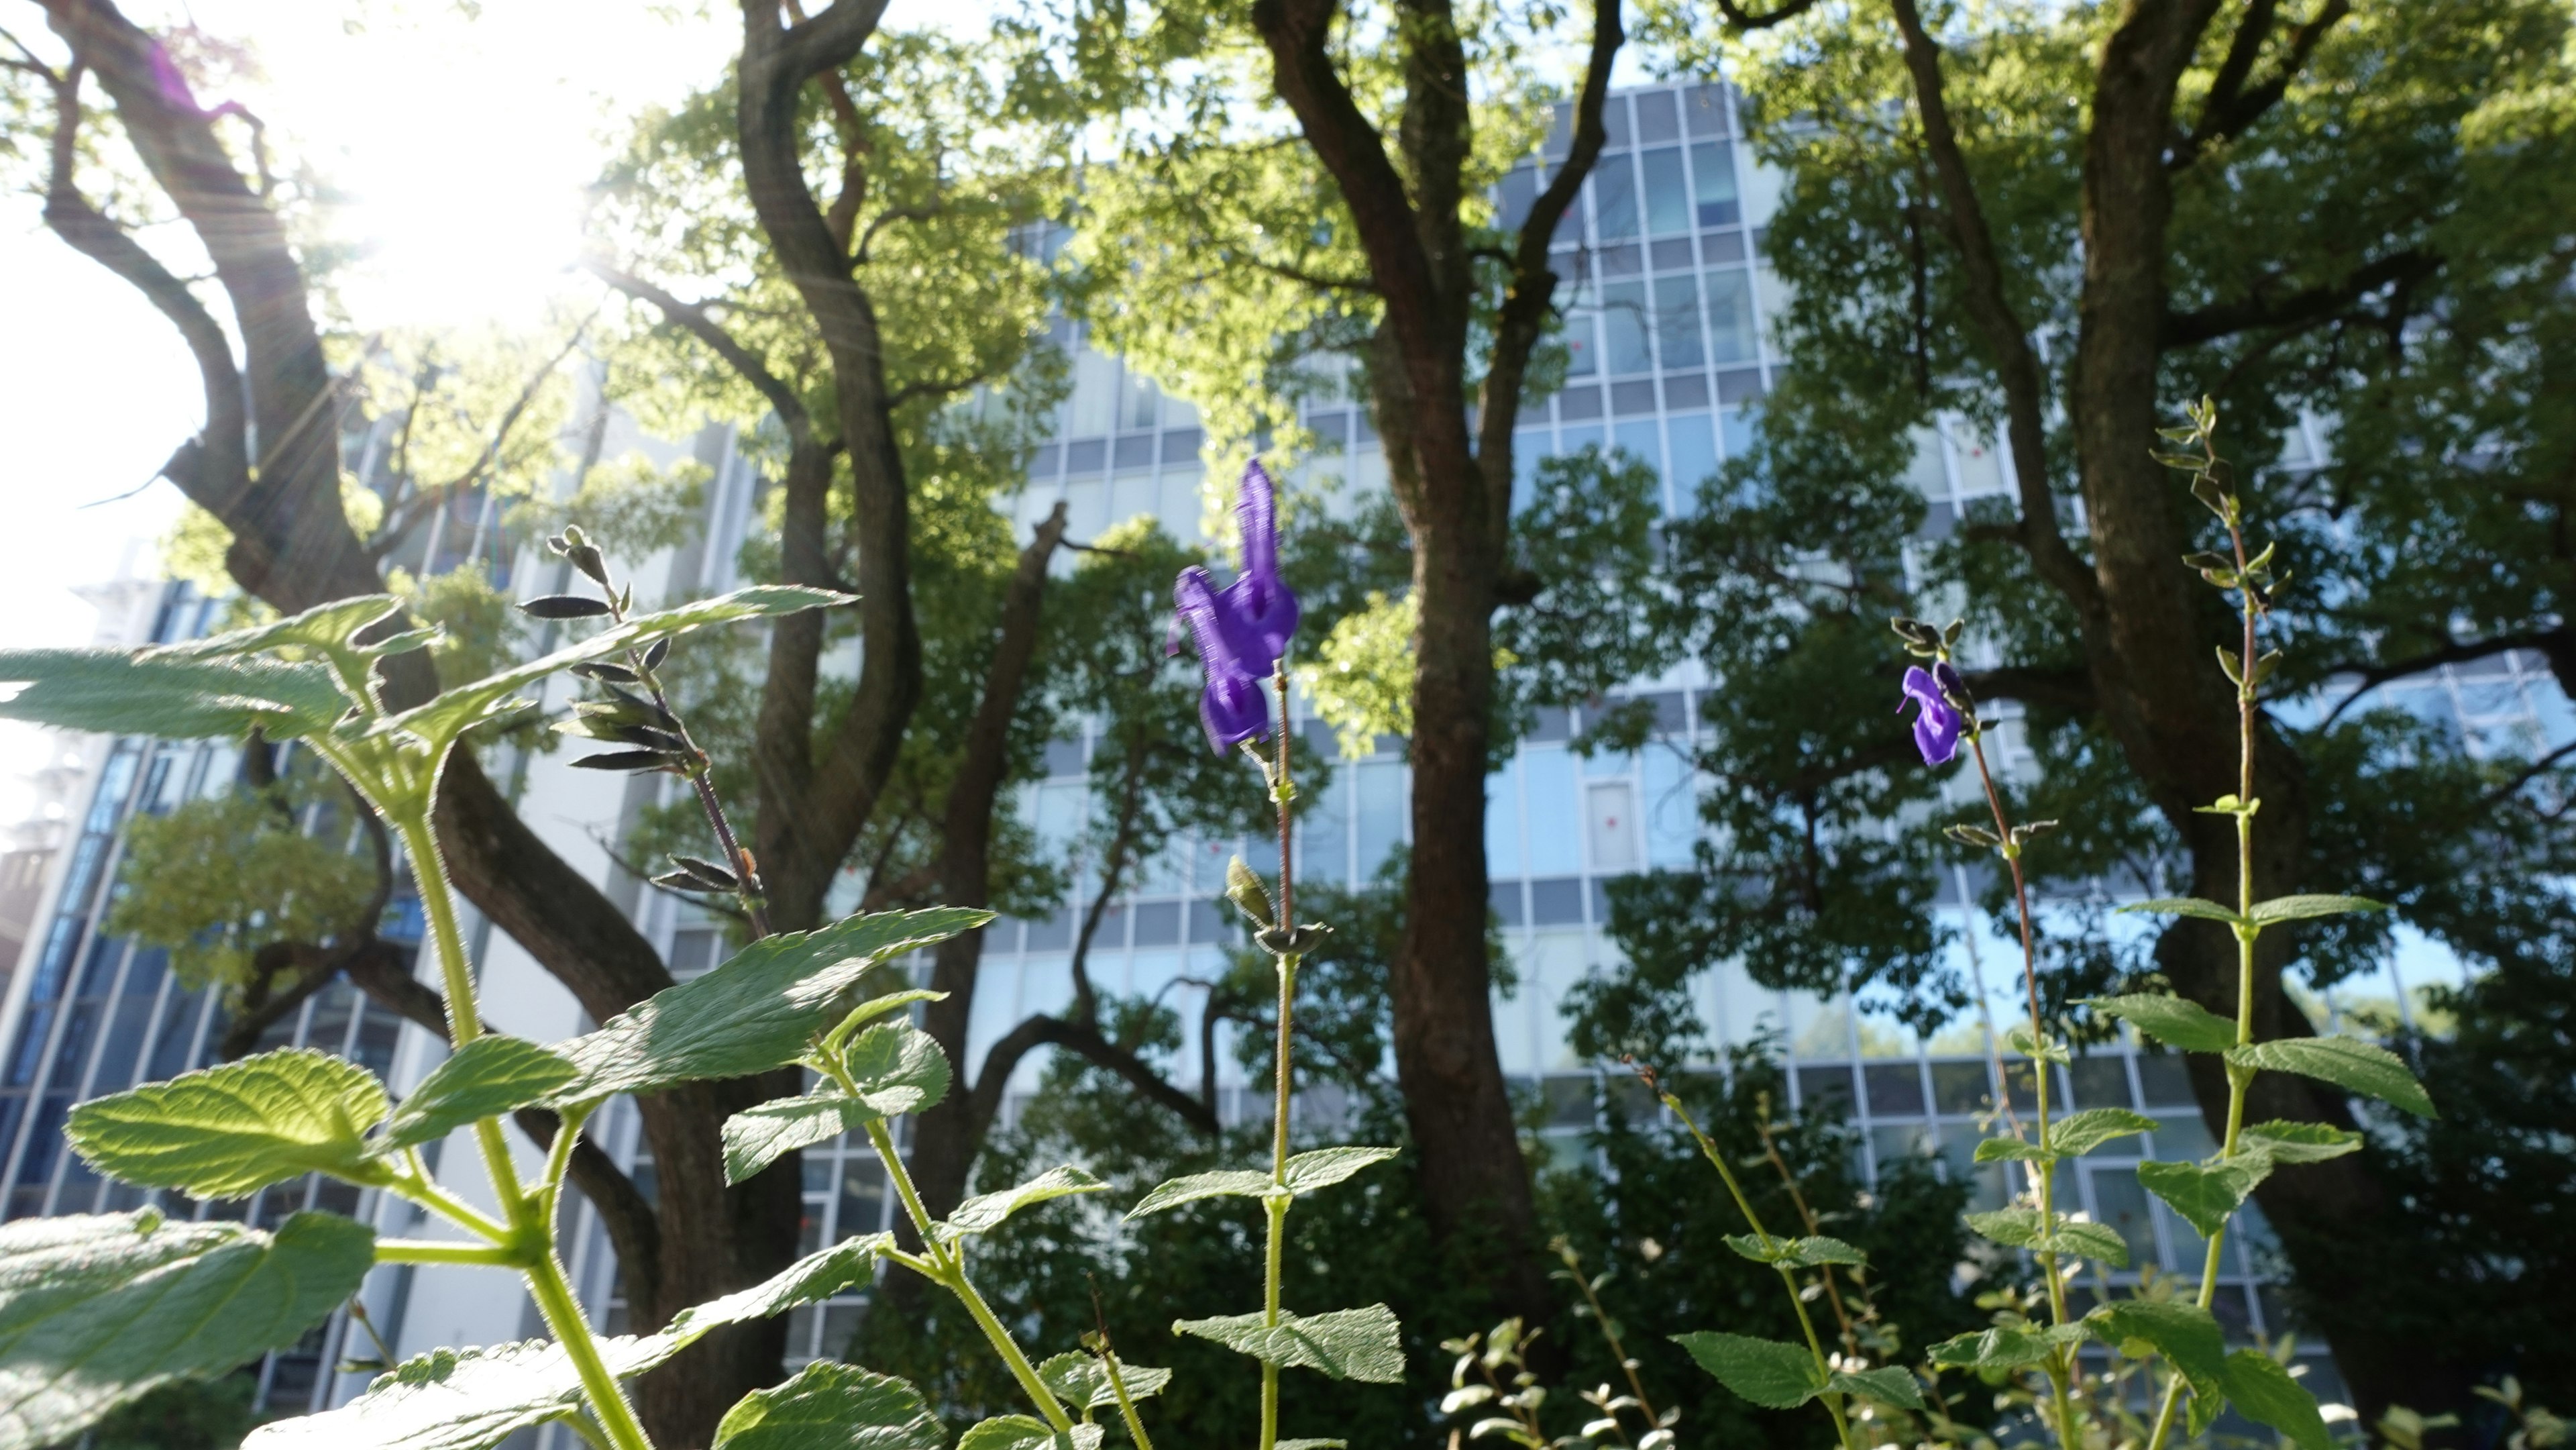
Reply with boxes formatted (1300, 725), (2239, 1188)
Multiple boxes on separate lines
(1171, 1306), (1406, 1385)
(0, 1210), (374, 1449)
(1036, 1353), (1173, 1412)
(76, 1374), (259, 1450)
(385, 566), (525, 695)
(382, 1038), (578, 1152)
(107, 780), (380, 992)
(710, 1363), (946, 1450)
(2225, 1035), (2437, 1119)
(506, 455), (709, 568)
(2082, 996), (2238, 1055)
(1128, 1147), (1399, 1217)
(0, 650), (346, 742)
(936, 1166), (1110, 1245)
(1670, 1333), (1824, 1412)
(955, 1418), (1100, 1450)
(66, 1049), (391, 1199)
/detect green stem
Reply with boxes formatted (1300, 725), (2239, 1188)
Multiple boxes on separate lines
(860, 1117), (1073, 1434)
(374, 1239), (521, 1266)
(525, 1246), (656, 1450)
(1259, 670), (1297, 1450)
(1099, 1345), (1158, 1450)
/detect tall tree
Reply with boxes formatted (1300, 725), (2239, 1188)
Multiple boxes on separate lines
(1595, 0), (2576, 1422)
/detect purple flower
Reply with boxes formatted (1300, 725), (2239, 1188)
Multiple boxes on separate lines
(1900, 662), (1967, 766)
(1170, 460), (1301, 754)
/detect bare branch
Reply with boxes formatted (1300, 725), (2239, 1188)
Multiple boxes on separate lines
(588, 261), (816, 445)
(369, 315), (595, 556)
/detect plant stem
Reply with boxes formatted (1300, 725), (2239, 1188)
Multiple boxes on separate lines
(525, 1244), (657, 1450)
(374, 1239), (521, 1266)
(858, 1113), (1073, 1435)
(2145, 498), (2265, 1450)
(1099, 1343), (1159, 1450)
(1562, 1251), (1662, 1430)
(1260, 668), (1297, 1450)
(1664, 1096), (1856, 1450)
(1963, 732), (2082, 1447)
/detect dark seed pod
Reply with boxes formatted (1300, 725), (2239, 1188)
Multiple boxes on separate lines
(567, 543), (610, 586)
(671, 853), (740, 890)
(641, 637), (669, 671)
(649, 870), (712, 891)
(520, 594), (614, 620)
(596, 682), (680, 730)
(569, 749), (688, 773)
(570, 661), (641, 684)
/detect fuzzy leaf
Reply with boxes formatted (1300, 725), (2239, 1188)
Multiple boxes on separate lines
(2245, 894), (2387, 926)
(2048, 1221), (2131, 1267)
(150, 596), (411, 666)
(712, 1363), (944, 1450)
(1126, 1170), (1273, 1218)
(381, 586), (849, 747)
(2137, 1156), (2272, 1238)
(380, 1038), (576, 1152)
(246, 1335), (674, 1450)
(1926, 1324), (2086, 1371)
(722, 1097), (875, 1186)
(659, 1233), (896, 1344)
(957, 1418), (1103, 1450)
(1721, 1235), (1866, 1267)
(2227, 1036), (2436, 1118)
(936, 1166), (1106, 1243)
(0, 650), (346, 742)
(2090, 1300), (2226, 1387)
(1173, 1304), (1405, 1383)
(1279, 1146), (1400, 1193)
(2049, 1108), (2159, 1157)
(558, 909), (983, 1100)
(1036, 1353), (1173, 1410)
(1964, 1209), (2126, 1265)
(1962, 1208), (2043, 1249)
(1671, 1332), (1824, 1410)
(2083, 994), (2239, 1053)
(2220, 1350), (2332, 1450)
(0, 1210), (373, 1450)
(1826, 1366), (1925, 1409)
(838, 1022), (953, 1117)
(2116, 897), (2242, 923)
(66, 1049), (389, 1198)
(2239, 1120), (2363, 1163)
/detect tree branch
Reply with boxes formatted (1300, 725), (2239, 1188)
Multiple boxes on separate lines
(967, 1011), (1224, 1143)
(2316, 629), (2565, 728)
(2171, 0), (2351, 170)
(2162, 248), (2438, 348)
(1709, 0), (1823, 25)
(588, 260), (816, 446)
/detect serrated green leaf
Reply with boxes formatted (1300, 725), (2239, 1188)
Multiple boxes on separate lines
(1281, 1145), (1400, 1192)
(2240, 1120), (2363, 1163)
(956, 1417), (1103, 1450)
(0, 650), (347, 742)
(1926, 1323), (2086, 1371)
(66, 1049), (390, 1198)
(2116, 897), (2243, 923)
(2083, 994), (2239, 1053)
(380, 1038), (576, 1152)
(2089, 1300), (2226, 1387)
(936, 1166), (1106, 1243)
(2227, 1036), (2436, 1118)
(1036, 1353), (1173, 1410)
(2245, 894), (2387, 926)
(1964, 1208), (2125, 1265)
(380, 586), (850, 747)
(822, 989), (945, 1050)
(2051, 1108), (2158, 1157)
(246, 1335), (676, 1450)
(148, 596), (419, 703)
(722, 1097), (875, 1186)
(1973, 1137), (2045, 1163)
(1826, 1366), (1923, 1408)
(2003, 1023), (2070, 1064)
(1126, 1170), (1274, 1218)
(2137, 1156), (2272, 1238)
(659, 1233), (896, 1343)
(839, 1021), (953, 1117)
(1173, 1304), (1405, 1383)
(1722, 1235), (1866, 1267)
(1963, 1208), (2042, 1248)
(558, 909), (983, 1100)
(1671, 1332), (1825, 1409)
(712, 1363), (944, 1450)
(2220, 1350), (2332, 1450)
(0, 1210), (373, 1450)
(2048, 1220), (2131, 1267)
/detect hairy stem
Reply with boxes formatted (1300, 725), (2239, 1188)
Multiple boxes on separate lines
(1260, 667), (1297, 1450)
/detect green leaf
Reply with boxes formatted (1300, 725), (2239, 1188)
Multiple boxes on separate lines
(2089, 1300), (2226, 1388)
(956, 1417), (1104, 1450)
(558, 909), (984, 1100)
(1225, 856), (1274, 929)
(1962, 1208), (2043, 1249)
(66, 1049), (390, 1198)
(2116, 897), (2242, 923)
(1670, 1332), (1825, 1410)
(1721, 1235), (1866, 1267)
(1973, 1137), (2044, 1163)
(1127, 1170), (1273, 1218)
(2003, 1023), (2070, 1064)
(822, 989), (945, 1048)
(2050, 1108), (2159, 1157)
(1926, 1324), (2086, 1371)
(2226, 1036), (2436, 1118)
(2048, 1221), (2131, 1267)
(659, 1233), (896, 1343)
(2083, 994), (2239, 1053)
(1172, 1304), (1405, 1383)
(838, 1021), (953, 1117)
(380, 585), (851, 747)
(1274, 1442), (1347, 1450)
(0, 1210), (373, 1450)
(1964, 1209), (2126, 1265)
(722, 1097), (875, 1186)
(1825, 1365), (1925, 1409)
(2239, 1120), (2363, 1163)
(151, 596), (411, 666)
(2137, 1156), (2272, 1238)
(1280, 1146), (1400, 1192)
(2219, 1350), (2332, 1450)
(245, 1335), (678, 1450)
(1036, 1353), (1173, 1410)
(0, 650), (346, 742)
(380, 1037), (576, 1152)
(936, 1166), (1106, 1243)
(2245, 893), (2388, 926)
(712, 1363), (945, 1450)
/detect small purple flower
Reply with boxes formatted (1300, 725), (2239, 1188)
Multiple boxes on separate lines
(1900, 662), (1967, 766)
(1171, 460), (1302, 754)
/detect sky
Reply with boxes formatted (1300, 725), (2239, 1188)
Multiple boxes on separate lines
(0, 0), (982, 816)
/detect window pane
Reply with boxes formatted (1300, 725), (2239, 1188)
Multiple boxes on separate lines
(1593, 156), (1639, 241)
(1641, 148), (1690, 237)
(1653, 273), (1703, 368)
(1601, 280), (1652, 374)
(1690, 142), (1741, 227)
(1704, 268), (1756, 363)
(1498, 166), (1539, 233)
(1666, 412), (1717, 507)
